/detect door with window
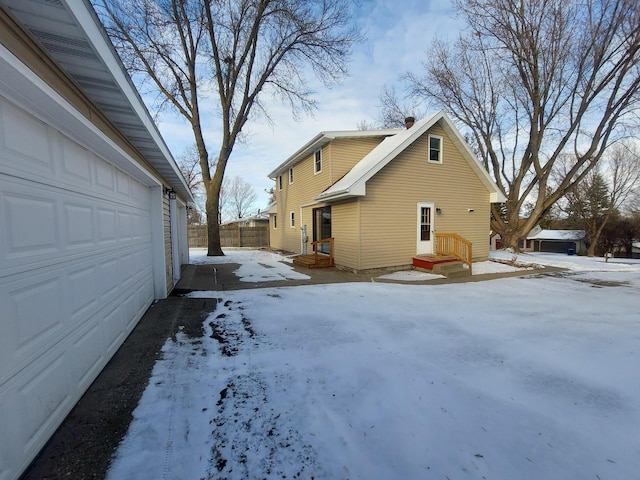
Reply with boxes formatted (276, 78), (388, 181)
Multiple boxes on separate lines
(313, 206), (331, 253)
(417, 202), (434, 254)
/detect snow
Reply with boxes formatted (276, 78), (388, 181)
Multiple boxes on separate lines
(107, 249), (640, 480)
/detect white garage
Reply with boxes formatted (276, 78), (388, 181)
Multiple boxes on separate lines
(0, 1), (193, 479)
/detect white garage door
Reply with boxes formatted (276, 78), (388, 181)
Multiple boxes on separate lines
(0, 98), (155, 479)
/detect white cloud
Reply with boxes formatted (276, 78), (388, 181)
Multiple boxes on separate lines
(154, 0), (463, 209)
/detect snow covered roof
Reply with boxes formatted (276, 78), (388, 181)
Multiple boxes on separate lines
(221, 211), (270, 225)
(527, 230), (587, 241)
(314, 111), (505, 203)
(267, 128), (399, 179)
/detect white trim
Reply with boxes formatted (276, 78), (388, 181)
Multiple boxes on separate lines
(428, 134), (443, 163)
(290, 211), (295, 228)
(0, 44), (160, 188)
(150, 186), (168, 299)
(268, 128), (399, 178)
(417, 202), (435, 254)
(170, 197), (180, 282)
(315, 111), (506, 203)
(66, 0), (192, 198)
(289, 167), (294, 184)
(314, 149), (323, 174)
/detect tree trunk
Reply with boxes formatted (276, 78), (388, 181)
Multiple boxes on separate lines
(205, 181), (224, 256)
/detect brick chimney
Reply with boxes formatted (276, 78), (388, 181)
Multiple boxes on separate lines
(404, 116), (415, 129)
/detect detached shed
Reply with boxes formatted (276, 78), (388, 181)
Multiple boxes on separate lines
(526, 229), (588, 255)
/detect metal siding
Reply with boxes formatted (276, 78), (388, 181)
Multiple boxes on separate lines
(0, 97), (154, 480)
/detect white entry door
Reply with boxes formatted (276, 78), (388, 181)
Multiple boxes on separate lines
(417, 202), (434, 254)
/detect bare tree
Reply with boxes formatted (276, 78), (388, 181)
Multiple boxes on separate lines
(376, 84), (425, 129)
(177, 144), (207, 224)
(220, 176), (258, 221)
(404, 0), (640, 250)
(560, 141), (640, 255)
(94, 0), (360, 255)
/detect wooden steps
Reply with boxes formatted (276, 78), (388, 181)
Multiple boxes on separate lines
(413, 254), (471, 278)
(293, 253), (333, 268)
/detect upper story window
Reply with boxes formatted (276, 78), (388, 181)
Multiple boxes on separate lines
(314, 149), (322, 174)
(278, 175), (283, 190)
(289, 167), (294, 184)
(428, 134), (443, 163)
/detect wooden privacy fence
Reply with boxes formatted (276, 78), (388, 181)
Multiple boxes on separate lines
(188, 224), (270, 248)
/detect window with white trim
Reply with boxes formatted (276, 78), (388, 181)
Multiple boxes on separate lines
(273, 214), (277, 229)
(278, 175), (283, 190)
(289, 167), (294, 184)
(314, 149), (322, 174)
(428, 134), (443, 163)
(290, 211), (295, 227)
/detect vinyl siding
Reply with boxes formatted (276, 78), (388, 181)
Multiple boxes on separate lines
(329, 137), (386, 184)
(359, 124), (492, 270)
(331, 201), (360, 269)
(163, 196), (174, 292)
(270, 137), (385, 254)
(272, 148), (322, 253)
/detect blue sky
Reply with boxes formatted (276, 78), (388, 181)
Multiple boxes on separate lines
(154, 0), (461, 210)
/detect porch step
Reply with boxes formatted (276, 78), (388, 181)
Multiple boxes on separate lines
(432, 260), (471, 278)
(293, 253), (333, 268)
(412, 254), (457, 270)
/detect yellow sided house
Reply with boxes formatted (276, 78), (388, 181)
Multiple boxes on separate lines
(268, 112), (505, 274)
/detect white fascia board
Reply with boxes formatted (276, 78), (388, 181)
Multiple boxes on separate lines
(438, 111), (507, 204)
(70, 0), (193, 201)
(0, 44), (160, 187)
(268, 132), (330, 179)
(268, 128), (400, 179)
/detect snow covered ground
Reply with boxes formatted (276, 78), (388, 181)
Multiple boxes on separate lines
(107, 250), (640, 480)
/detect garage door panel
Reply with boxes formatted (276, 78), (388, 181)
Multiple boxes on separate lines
(61, 137), (92, 183)
(0, 175), (152, 276)
(0, 244), (153, 384)
(102, 303), (125, 356)
(67, 264), (98, 322)
(0, 277), (66, 380)
(1, 101), (52, 175)
(64, 202), (95, 248)
(17, 351), (71, 453)
(70, 318), (104, 391)
(3, 192), (58, 257)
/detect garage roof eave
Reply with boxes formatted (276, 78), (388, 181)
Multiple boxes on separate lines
(1, 0), (194, 203)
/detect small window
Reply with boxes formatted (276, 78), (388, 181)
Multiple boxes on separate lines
(314, 150), (322, 174)
(273, 214), (277, 229)
(290, 211), (295, 227)
(278, 175), (283, 190)
(289, 167), (294, 184)
(428, 135), (442, 163)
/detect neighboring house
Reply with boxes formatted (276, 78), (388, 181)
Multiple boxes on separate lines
(491, 225), (542, 251)
(611, 241), (640, 259)
(268, 111), (505, 272)
(524, 229), (588, 254)
(0, 2), (193, 479)
(221, 210), (270, 228)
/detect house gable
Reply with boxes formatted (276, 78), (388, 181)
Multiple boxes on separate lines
(316, 111), (505, 204)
